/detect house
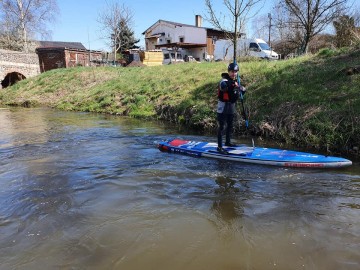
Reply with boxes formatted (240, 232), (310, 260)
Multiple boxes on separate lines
(142, 15), (228, 61)
(35, 41), (103, 73)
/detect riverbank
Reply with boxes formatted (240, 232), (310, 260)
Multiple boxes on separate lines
(1, 47), (359, 156)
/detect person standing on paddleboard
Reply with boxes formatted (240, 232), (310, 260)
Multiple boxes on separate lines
(217, 62), (246, 154)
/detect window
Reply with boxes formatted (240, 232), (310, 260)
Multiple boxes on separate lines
(258, 43), (271, 50)
(249, 43), (259, 51)
(179, 37), (184, 43)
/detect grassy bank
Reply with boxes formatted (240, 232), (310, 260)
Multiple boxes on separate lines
(1, 48), (359, 156)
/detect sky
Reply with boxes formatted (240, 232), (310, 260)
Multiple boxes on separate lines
(51, 0), (272, 51)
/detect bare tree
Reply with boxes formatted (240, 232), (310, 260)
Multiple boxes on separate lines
(333, 15), (356, 47)
(281, 0), (348, 54)
(349, 10), (360, 43)
(354, 10), (360, 27)
(0, 0), (58, 52)
(204, 0), (263, 62)
(251, 14), (269, 40)
(270, 1), (306, 57)
(0, 10), (22, 50)
(97, 1), (135, 62)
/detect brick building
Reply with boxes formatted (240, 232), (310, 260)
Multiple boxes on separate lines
(36, 41), (103, 73)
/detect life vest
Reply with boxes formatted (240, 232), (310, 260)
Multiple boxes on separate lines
(217, 78), (239, 103)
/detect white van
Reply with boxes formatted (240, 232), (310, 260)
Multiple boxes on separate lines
(244, 38), (279, 60)
(214, 38), (279, 61)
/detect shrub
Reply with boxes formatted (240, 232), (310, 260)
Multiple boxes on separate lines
(318, 48), (336, 57)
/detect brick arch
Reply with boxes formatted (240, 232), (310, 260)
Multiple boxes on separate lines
(1, 68), (28, 88)
(1, 70), (27, 88)
(0, 49), (40, 88)
(3, 67), (31, 77)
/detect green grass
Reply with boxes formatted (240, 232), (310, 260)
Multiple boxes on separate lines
(1, 48), (359, 155)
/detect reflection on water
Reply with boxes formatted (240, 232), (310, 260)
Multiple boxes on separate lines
(0, 107), (359, 270)
(212, 176), (244, 222)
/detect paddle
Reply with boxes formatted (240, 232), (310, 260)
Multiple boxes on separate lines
(234, 59), (248, 129)
(234, 59), (255, 148)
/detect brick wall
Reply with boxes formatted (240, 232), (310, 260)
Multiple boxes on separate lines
(0, 49), (39, 65)
(0, 49), (40, 80)
(37, 48), (103, 72)
(37, 49), (66, 72)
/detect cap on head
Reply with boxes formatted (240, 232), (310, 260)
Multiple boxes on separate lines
(228, 63), (239, 72)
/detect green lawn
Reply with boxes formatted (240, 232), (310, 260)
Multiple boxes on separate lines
(1, 47), (359, 155)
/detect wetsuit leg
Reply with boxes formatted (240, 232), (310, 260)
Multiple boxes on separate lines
(217, 113), (225, 147)
(225, 113), (234, 145)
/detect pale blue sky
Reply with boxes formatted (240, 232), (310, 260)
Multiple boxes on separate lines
(51, 0), (271, 51)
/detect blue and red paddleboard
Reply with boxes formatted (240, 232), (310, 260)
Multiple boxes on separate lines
(158, 139), (352, 168)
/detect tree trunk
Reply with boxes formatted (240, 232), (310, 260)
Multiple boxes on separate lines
(17, 0), (28, 52)
(233, 0), (238, 63)
(302, 32), (311, 54)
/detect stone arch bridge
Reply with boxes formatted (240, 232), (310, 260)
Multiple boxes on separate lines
(0, 49), (40, 88)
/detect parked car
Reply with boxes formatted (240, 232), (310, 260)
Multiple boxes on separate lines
(214, 38), (279, 60)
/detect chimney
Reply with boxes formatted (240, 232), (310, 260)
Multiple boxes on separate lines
(195, 15), (202, 27)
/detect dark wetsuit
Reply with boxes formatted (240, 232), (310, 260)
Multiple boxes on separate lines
(217, 73), (241, 148)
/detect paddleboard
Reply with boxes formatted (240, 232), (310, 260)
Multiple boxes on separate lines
(158, 138), (352, 168)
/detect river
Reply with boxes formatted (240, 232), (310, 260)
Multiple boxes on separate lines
(0, 107), (359, 270)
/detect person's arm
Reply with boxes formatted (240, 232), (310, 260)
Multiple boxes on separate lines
(220, 80), (228, 92)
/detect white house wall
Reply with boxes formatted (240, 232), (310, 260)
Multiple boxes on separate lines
(147, 22), (206, 45)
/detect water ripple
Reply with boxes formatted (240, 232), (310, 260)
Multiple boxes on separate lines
(0, 108), (359, 270)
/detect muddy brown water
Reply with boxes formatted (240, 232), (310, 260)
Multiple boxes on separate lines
(0, 107), (359, 270)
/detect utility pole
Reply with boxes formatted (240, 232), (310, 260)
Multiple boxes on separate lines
(268, 13), (272, 47)
(88, 28), (91, 67)
(268, 13), (272, 57)
(114, 31), (117, 65)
